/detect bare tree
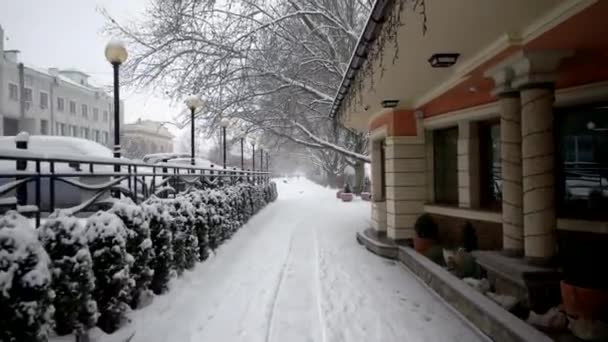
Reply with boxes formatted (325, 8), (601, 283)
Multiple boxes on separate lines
(104, 0), (373, 188)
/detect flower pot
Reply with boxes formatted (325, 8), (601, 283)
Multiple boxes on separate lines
(336, 190), (343, 199)
(341, 192), (353, 202)
(413, 236), (435, 255)
(561, 280), (608, 321)
(360, 192), (371, 201)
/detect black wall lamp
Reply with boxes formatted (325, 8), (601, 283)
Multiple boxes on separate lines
(428, 53), (460, 68)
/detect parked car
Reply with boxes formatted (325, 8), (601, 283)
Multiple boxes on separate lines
(0, 135), (121, 211)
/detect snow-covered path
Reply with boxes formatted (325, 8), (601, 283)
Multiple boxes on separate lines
(112, 178), (487, 342)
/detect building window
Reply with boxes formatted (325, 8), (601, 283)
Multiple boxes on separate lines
(82, 127), (90, 140)
(479, 121), (502, 210)
(103, 132), (109, 145)
(40, 92), (49, 109)
(93, 108), (99, 121)
(9, 83), (18, 101)
(23, 88), (33, 110)
(94, 130), (100, 142)
(556, 105), (608, 220)
(40, 119), (48, 135)
(82, 104), (88, 118)
(69, 101), (76, 114)
(57, 97), (65, 112)
(380, 141), (386, 200)
(71, 125), (78, 137)
(103, 110), (108, 122)
(433, 127), (459, 204)
(3, 118), (19, 136)
(56, 122), (66, 136)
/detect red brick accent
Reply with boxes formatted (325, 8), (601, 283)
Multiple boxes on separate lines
(369, 109), (417, 137)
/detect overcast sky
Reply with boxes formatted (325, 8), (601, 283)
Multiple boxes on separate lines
(0, 0), (180, 130)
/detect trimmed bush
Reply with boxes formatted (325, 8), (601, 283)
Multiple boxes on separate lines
(110, 198), (154, 309)
(174, 196), (199, 270)
(185, 191), (210, 261)
(85, 211), (133, 334)
(39, 211), (97, 336)
(0, 211), (54, 342)
(143, 199), (174, 295)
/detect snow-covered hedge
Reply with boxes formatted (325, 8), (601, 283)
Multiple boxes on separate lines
(0, 211), (54, 342)
(0, 181), (277, 339)
(39, 211), (97, 336)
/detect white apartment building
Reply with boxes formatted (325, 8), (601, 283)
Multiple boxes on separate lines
(122, 119), (173, 159)
(0, 25), (124, 146)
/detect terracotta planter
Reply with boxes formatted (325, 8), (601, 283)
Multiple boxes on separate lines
(341, 192), (353, 202)
(561, 280), (608, 321)
(413, 236), (435, 255)
(336, 190), (343, 199)
(360, 192), (371, 201)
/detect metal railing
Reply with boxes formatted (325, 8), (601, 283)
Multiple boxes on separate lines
(0, 148), (270, 226)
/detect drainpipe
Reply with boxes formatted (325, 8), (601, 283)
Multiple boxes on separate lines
(18, 63), (25, 120)
(49, 76), (55, 135)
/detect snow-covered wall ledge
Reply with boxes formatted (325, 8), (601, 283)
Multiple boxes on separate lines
(397, 246), (551, 342)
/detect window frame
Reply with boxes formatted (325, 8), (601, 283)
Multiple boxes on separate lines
(433, 126), (459, 205)
(82, 104), (88, 118)
(69, 100), (77, 114)
(8, 83), (19, 101)
(57, 97), (65, 112)
(23, 88), (33, 110)
(40, 91), (49, 109)
(478, 119), (502, 211)
(555, 103), (608, 221)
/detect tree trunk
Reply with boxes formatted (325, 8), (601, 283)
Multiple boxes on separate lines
(353, 161), (365, 195)
(326, 172), (339, 189)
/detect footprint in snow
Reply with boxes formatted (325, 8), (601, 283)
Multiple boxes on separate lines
(423, 315), (432, 322)
(399, 296), (407, 302)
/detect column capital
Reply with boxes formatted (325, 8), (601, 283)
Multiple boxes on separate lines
(484, 66), (517, 97)
(485, 49), (574, 94)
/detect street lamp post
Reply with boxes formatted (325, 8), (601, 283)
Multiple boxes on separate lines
(240, 136), (244, 170)
(104, 39), (128, 174)
(251, 140), (256, 172)
(185, 96), (202, 166)
(220, 118), (229, 169)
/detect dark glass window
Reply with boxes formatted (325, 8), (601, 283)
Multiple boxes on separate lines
(556, 105), (608, 220)
(434, 127), (458, 204)
(479, 121), (501, 210)
(380, 140), (386, 200)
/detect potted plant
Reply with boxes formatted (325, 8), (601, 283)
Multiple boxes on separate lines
(413, 214), (439, 255)
(360, 192), (372, 201)
(559, 234), (608, 340)
(340, 183), (353, 202)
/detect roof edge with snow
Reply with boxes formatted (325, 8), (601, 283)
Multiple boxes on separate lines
(328, 0), (395, 120)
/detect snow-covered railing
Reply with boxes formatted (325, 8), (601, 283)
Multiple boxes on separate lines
(0, 148), (270, 226)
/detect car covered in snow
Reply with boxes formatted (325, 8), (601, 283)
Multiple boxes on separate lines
(0, 135), (122, 211)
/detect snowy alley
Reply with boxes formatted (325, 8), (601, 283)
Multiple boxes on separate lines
(91, 178), (488, 342)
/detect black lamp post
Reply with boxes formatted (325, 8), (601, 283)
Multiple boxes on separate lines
(240, 137), (244, 170)
(252, 141), (256, 171)
(220, 118), (229, 169)
(185, 96), (202, 166)
(104, 39), (128, 174)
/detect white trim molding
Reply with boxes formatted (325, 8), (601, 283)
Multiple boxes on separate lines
(424, 204), (502, 223)
(555, 81), (608, 107)
(423, 102), (499, 130)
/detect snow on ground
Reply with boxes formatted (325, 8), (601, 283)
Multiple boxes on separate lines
(73, 178), (488, 342)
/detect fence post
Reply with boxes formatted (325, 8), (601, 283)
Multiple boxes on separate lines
(15, 132), (29, 206)
(210, 164), (215, 187)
